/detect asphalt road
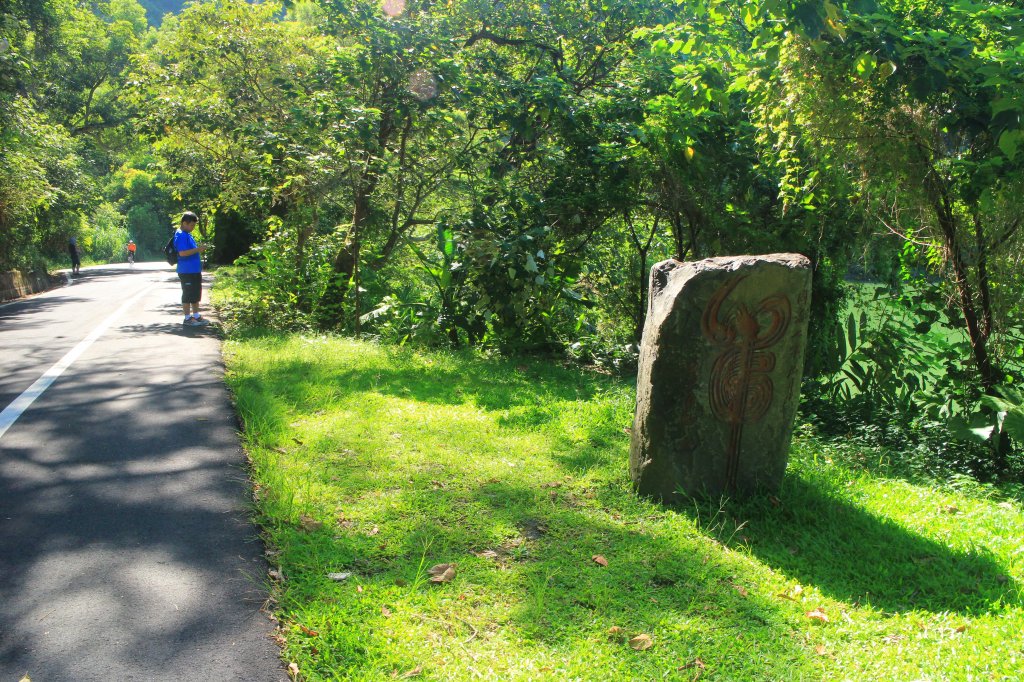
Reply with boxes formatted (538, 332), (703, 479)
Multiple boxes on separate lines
(0, 263), (285, 681)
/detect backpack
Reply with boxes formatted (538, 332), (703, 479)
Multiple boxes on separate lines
(164, 235), (178, 265)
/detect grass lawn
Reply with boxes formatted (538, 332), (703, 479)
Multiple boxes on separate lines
(223, 333), (1023, 681)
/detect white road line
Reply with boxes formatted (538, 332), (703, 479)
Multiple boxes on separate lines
(0, 282), (158, 441)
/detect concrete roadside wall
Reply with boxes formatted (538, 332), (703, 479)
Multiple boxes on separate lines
(0, 270), (64, 302)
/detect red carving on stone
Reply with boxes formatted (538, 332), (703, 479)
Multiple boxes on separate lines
(701, 275), (791, 490)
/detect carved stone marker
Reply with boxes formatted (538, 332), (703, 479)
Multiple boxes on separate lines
(630, 254), (812, 501)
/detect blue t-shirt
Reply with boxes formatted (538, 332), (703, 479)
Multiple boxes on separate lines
(174, 229), (202, 274)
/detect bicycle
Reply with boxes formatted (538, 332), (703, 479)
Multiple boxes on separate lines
(127, 251), (135, 267)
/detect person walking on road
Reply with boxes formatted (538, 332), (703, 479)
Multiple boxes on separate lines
(174, 211), (209, 326)
(68, 236), (81, 275)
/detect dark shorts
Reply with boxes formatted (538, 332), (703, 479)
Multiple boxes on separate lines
(179, 272), (202, 304)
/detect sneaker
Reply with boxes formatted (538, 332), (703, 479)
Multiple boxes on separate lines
(183, 317), (197, 326)
(192, 317), (210, 326)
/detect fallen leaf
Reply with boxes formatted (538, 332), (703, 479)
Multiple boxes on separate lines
(732, 584), (749, 598)
(474, 550), (500, 559)
(367, 525), (380, 536)
(882, 634), (904, 644)
(607, 626), (626, 642)
(299, 624), (318, 637)
(942, 504), (960, 514)
(288, 662), (300, 679)
(776, 592), (797, 602)
(269, 568), (284, 582)
(400, 665), (422, 678)
(814, 645), (827, 655)
(382, 606), (392, 618)
(299, 515), (322, 532)
(955, 625), (967, 633)
(629, 633), (653, 651)
(678, 657), (706, 671)
(806, 608), (829, 623)
(427, 563), (456, 583)
(592, 555), (609, 567)
(19, 676), (30, 682)
(541, 482), (562, 489)
(356, 585), (364, 593)
(622, 427), (632, 435)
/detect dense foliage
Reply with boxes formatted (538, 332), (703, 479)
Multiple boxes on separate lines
(2, 0), (1022, 475)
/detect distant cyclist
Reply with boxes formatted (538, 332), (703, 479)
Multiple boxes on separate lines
(126, 239), (137, 265)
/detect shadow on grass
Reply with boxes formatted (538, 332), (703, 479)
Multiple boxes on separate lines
(282, 475), (822, 679)
(678, 476), (1019, 616)
(241, 349), (612, 415)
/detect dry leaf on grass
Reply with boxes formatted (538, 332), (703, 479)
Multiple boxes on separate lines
(427, 563), (456, 583)
(678, 658), (706, 671)
(269, 568), (284, 582)
(541, 481), (562, 489)
(607, 626), (626, 642)
(298, 515), (322, 532)
(806, 608), (829, 623)
(327, 572), (352, 581)
(592, 554), (609, 567)
(629, 634), (653, 650)
(288, 662), (300, 679)
(731, 583), (749, 598)
(399, 666), (422, 678)
(382, 606), (393, 618)
(299, 624), (318, 637)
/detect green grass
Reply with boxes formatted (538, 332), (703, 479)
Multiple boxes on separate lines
(223, 333), (1024, 681)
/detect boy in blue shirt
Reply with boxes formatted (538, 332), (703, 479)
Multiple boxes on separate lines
(174, 211), (209, 326)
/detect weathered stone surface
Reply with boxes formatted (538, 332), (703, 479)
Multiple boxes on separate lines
(630, 254), (812, 501)
(0, 270), (61, 302)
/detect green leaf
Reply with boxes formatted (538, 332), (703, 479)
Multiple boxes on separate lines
(876, 61), (897, 80)
(854, 53), (876, 79)
(949, 415), (996, 443)
(998, 130), (1022, 159)
(991, 97), (1023, 116)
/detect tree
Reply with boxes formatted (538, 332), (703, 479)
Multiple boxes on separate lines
(747, 0), (1024, 396)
